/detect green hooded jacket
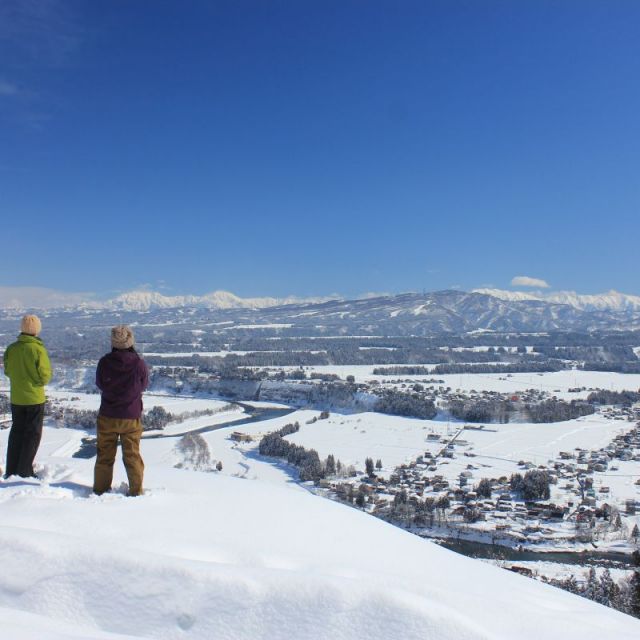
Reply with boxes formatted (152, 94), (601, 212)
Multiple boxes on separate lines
(3, 334), (52, 405)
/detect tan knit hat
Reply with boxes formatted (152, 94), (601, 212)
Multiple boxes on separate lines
(21, 314), (42, 336)
(111, 325), (134, 349)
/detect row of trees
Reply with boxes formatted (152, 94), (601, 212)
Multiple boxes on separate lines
(222, 331), (640, 352)
(147, 341), (624, 371)
(432, 361), (566, 375)
(587, 390), (640, 406)
(380, 491), (451, 527)
(43, 402), (232, 432)
(510, 470), (551, 501)
(47, 405), (98, 429)
(144, 403), (235, 431)
(374, 389), (437, 419)
(448, 398), (515, 424)
(365, 457), (383, 477)
(447, 397), (595, 424)
(534, 345), (637, 362)
(258, 423), (354, 483)
(524, 399), (594, 423)
(373, 366), (432, 376)
(583, 361), (640, 373)
(548, 556), (640, 619)
(475, 472), (551, 502)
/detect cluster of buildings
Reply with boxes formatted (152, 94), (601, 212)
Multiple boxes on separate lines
(316, 418), (640, 549)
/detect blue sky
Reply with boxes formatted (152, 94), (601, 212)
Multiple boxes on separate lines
(1, 1), (639, 299)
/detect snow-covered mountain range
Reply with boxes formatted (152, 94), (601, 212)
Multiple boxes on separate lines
(101, 290), (335, 311)
(3, 287), (640, 333)
(474, 288), (640, 312)
(249, 290), (640, 333)
(3, 285), (640, 314)
(0, 287), (338, 311)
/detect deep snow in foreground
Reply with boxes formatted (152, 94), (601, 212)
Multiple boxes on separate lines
(0, 433), (639, 640)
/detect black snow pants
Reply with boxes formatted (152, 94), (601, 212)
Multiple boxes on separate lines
(5, 403), (45, 478)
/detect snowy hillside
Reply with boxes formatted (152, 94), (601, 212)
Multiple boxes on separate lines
(1, 421), (639, 639)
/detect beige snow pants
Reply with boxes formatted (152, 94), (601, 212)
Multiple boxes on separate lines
(93, 415), (144, 497)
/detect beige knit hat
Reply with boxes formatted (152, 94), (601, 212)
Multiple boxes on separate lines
(21, 314), (42, 336)
(111, 325), (134, 349)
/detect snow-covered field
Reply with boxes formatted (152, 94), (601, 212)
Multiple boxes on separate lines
(0, 418), (639, 639)
(285, 411), (452, 472)
(142, 351), (254, 357)
(457, 414), (629, 463)
(282, 410), (632, 479)
(272, 367), (640, 400)
(435, 370), (640, 400)
(43, 390), (232, 415)
(143, 350), (327, 357)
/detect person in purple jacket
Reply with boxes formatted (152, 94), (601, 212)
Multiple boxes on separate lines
(94, 325), (149, 496)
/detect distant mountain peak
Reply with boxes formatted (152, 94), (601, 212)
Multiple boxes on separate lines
(473, 288), (640, 312)
(99, 289), (342, 311)
(0, 287), (341, 312)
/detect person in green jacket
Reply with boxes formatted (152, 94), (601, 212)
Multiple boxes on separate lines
(3, 314), (52, 478)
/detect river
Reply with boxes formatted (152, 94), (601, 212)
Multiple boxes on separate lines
(431, 536), (635, 570)
(72, 402), (295, 459)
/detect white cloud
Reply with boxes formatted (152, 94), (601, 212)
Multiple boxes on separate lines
(511, 276), (550, 289)
(357, 291), (391, 299)
(0, 286), (95, 310)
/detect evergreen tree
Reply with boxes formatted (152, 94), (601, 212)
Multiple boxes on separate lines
(325, 454), (336, 476)
(522, 470), (551, 501)
(613, 512), (622, 531)
(558, 575), (580, 595)
(145, 405), (174, 430)
(365, 457), (375, 477)
(476, 478), (493, 498)
(510, 473), (524, 494)
(631, 551), (640, 618)
(598, 569), (619, 607)
(375, 458), (383, 470)
(583, 567), (600, 602)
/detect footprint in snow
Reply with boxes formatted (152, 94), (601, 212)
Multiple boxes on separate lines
(35, 463), (74, 484)
(177, 613), (196, 630)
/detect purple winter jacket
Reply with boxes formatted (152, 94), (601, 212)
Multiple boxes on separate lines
(96, 349), (149, 420)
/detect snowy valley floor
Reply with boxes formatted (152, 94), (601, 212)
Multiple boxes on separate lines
(0, 420), (639, 639)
